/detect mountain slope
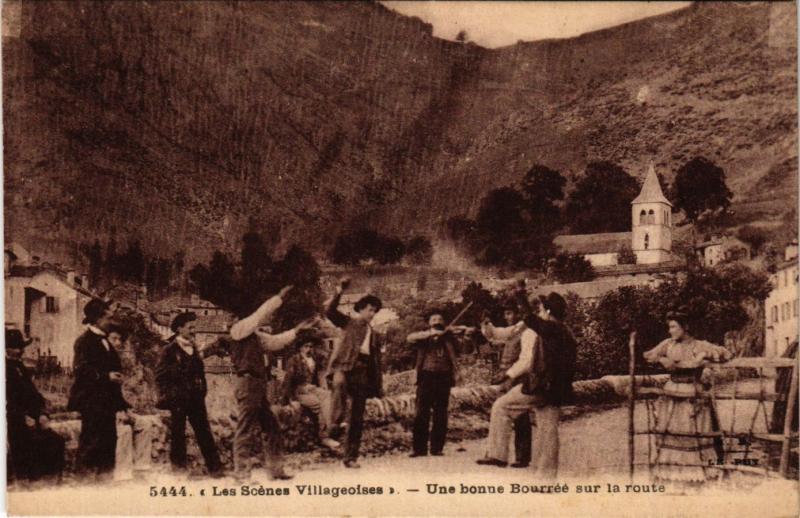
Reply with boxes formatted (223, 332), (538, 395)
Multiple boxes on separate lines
(3, 1), (796, 264)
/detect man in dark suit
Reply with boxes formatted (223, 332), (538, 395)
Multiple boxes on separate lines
(6, 329), (65, 483)
(68, 299), (130, 480)
(325, 278), (383, 469)
(155, 312), (223, 477)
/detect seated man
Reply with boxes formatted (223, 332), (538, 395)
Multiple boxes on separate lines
(282, 337), (340, 450)
(114, 412), (158, 482)
(6, 329), (66, 484)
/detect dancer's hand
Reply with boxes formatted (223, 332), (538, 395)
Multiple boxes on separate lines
(295, 318), (318, 332)
(278, 285), (294, 299)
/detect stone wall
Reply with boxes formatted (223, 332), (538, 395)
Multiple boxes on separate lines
(46, 375), (666, 475)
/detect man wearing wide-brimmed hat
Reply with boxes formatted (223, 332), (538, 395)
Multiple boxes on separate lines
(6, 328), (66, 483)
(155, 311), (223, 477)
(68, 298), (131, 480)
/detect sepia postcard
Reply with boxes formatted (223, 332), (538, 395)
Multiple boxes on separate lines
(2, 1), (799, 516)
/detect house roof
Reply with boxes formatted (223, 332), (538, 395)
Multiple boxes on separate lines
(7, 264), (94, 297)
(694, 236), (749, 251)
(148, 295), (225, 313)
(554, 232), (631, 255)
(631, 163), (671, 206)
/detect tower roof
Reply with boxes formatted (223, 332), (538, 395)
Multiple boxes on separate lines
(632, 163), (671, 206)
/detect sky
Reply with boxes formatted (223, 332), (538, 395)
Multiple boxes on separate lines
(381, 1), (692, 48)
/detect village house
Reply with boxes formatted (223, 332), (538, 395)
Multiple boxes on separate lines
(694, 236), (751, 267)
(4, 243), (94, 368)
(147, 294), (233, 347)
(765, 243), (799, 358)
(554, 163), (675, 267)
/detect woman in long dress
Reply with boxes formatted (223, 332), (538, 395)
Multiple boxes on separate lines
(643, 311), (732, 483)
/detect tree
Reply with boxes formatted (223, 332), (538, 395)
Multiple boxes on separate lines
(241, 227), (272, 290)
(548, 252), (596, 283)
(565, 161), (639, 234)
(617, 244), (637, 265)
(206, 251), (237, 310)
(271, 245), (323, 331)
(105, 232), (118, 280)
(520, 164), (566, 232)
(455, 30), (468, 43)
(445, 215), (477, 244)
(330, 228), (407, 266)
(145, 259), (158, 294)
(374, 235), (405, 265)
(87, 239), (103, 287)
(472, 187), (528, 266)
(672, 157), (732, 222)
(118, 240), (145, 283)
(406, 235), (434, 265)
(736, 225), (768, 256)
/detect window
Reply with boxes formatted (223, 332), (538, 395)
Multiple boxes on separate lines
(648, 209), (655, 224)
(644, 234), (649, 250)
(45, 296), (58, 313)
(639, 209), (646, 225)
(772, 305), (779, 323)
(793, 299), (798, 317)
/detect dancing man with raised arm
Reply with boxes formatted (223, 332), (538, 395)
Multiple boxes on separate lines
(325, 278), (384, 469)
(225, 285), (317, 482)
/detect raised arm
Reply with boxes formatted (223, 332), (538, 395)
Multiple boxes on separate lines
(230, 286), (292, 341)
(326, 278), (352, 329)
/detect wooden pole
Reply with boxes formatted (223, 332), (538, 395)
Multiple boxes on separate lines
(779, 362), (798, 477)
(628, 331), (637, 481)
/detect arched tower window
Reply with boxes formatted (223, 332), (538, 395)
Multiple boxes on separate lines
(644, 234), (650, 250)
(639, 209), (646, 225)
(647, 209), (655, 224)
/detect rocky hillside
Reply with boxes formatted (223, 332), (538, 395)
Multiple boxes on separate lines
(3, 1), (796, 264)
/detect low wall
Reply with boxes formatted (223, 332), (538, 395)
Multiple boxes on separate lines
(46, 375), (668, 475)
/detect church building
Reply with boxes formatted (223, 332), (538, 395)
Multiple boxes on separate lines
(554, 164), (674, 267)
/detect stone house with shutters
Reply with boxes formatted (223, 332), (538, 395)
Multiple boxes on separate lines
(4, 244), (94, 369)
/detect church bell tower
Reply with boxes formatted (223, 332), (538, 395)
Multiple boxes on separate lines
(631, 163), (672, 264)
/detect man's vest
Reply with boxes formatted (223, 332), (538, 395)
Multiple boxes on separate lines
(229, 333), (268, 379)
(498, 332), (523, 373)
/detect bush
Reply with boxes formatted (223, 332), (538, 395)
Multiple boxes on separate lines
(617, 245), (637, 265)
(568, 263), (770, 379)
(736, 225), (768, 256)
(549, 252), (596, 283)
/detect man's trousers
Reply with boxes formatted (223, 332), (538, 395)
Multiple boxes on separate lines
(233, 375), (283, 478)
(486, 385), (560, 478)
(331, 361), (370, 462)
(77, 409), (117, 477)
(169, 397), (222, 474)
(412, 370), (452, 455)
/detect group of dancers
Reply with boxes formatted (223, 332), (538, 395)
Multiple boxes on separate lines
(7, 277), (738, 485)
